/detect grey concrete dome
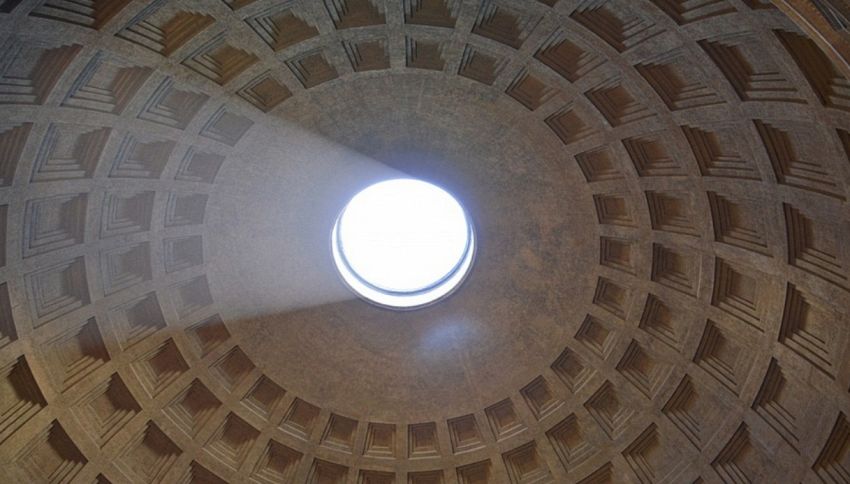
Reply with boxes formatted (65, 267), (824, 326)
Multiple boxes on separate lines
(0, 0), (849, 483)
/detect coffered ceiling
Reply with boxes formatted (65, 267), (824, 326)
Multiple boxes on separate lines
(0, 0), (849, 483)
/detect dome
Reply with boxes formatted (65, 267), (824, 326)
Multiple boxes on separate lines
(0, 0), (849, 483)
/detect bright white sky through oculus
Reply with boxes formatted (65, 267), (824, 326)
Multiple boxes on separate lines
(338, 179), (470, 293)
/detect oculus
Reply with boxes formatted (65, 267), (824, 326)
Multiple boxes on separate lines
(332, 179), (475, 309)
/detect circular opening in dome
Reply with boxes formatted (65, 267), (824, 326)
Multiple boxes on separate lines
(332, 179), (475, 309)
